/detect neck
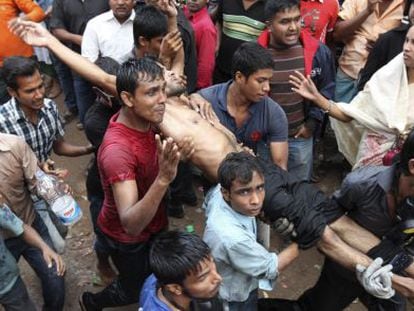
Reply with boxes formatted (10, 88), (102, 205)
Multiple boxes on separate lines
(115, 13), (131, 24)
(18, 102), (38, 124)
(158, 287), (192, 311)
(117, 106), (151, 132)
(408, 67), (414, 84)
(228, 82), (250, 109)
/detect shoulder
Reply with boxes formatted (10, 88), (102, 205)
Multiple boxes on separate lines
(343, 166), (385, 189)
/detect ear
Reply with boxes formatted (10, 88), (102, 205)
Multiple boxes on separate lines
(165, 284), (183, 296)
(120, 91), (134, 108)
(221, 186), (230, 202)
(408, 159), (414, 175)
(138, 36), (148, 49)
(7, 87), (17, 99)
(234, 71), (245, 84)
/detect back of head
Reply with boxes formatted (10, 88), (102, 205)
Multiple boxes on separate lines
(1, 56), (39, 90)
(231, 42), (274, 79)
(95, 57), (120, 76)
(115, 57), (164, 100)
(399, 129), (414, 175)
(133, 5), (168, 48)
(264, 0), (300, 21)
(150, 231), (211, 285)
(218, 152), (264, 191)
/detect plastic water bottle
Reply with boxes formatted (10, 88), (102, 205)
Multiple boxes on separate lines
(35, 170), (82, 226)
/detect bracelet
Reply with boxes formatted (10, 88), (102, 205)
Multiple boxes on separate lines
(324, 100), (334, 114)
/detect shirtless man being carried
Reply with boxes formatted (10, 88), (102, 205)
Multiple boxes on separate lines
(10, 20), (414, 300)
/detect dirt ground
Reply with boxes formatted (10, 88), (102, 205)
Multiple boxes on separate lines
(14, 94), (371, 311)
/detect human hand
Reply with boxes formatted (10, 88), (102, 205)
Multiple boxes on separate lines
(177, 136), (195, 161)
(159, 30), (183, 64)
(271, 218), (297, 239)
(356, 258), (395, 299)
(289, 71), (320, 103)
(157, 0), (178, 17)
(294, 124), (313, 139)
(188, 93), (219, 125)
(156, 135), (180, 185)
(83, 143), (95, 155)
(9, 20), (53, 47)
(42, 246), (66, 276)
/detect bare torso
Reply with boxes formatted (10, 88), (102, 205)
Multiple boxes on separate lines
(159, 97), (241, 181)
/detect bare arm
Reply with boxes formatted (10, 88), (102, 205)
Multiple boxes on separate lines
(51, 28), (82, 46)
(52, 138), (94, 157)
(270, 142), (288, 170)
(278, 243), (299, 271)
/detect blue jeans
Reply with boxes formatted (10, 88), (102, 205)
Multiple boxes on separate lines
(226, 289), (258, 311)
(0, 277), (36, 311)
(335, 68), (358, 103)
(53, 56), (78, 113)
(288, 136), (313, 182)
(73, 74), (95, 124)
(5, 213), (65, 311)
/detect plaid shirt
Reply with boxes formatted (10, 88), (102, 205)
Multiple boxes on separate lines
(0, 97), (65, 163)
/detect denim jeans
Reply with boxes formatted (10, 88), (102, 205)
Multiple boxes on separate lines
(335, 68), (358, 103)
(52, 56), (78, 113)
(88, 232), (153, 308)
(5, 213), (65, 311)
(225, 289), (258, 311)
(288, 136), (313, 182)
(73, 74), (95, 124)
(0, 277), (36, 311)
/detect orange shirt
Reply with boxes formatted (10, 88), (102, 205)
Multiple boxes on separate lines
(338, 0), (404, 79)
(0, 0), (45, 66)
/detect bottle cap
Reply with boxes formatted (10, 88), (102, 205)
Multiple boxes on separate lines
(185, 224), (195, 233)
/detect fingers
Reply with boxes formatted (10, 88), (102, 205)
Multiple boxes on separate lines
(365, 257), (383, 277)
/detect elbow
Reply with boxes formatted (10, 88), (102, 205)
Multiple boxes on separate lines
(317, 226), (340, 254)
(121, 219), (143, 237)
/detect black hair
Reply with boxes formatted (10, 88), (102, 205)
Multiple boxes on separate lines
(399, 129), (414, 175)
(218, 152), (264, 191)
(115, 57), (164, 99)
(264, 0), (300, 21)
(1, 56), (40, 90)
(133, 5), (168, 49)
(150, 231), (211, 286)
(231, 42), (274, 79)
(404, 0), (413, 17)
(95, 57), (120, 76)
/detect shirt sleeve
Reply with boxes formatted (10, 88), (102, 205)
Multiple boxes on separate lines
(16, 137), (39, 194)
(266, 100), (288, 142)
(0, 204), (24, 237)
(226, 238), (278, 280)
(81, 20), (100, 62)
(332, 171), (364, 213)
(50, 101), (65, 138)
(99, 143), (137, 185)
(15, 0), (46, 22)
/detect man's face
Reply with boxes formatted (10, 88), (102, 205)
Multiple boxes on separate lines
(143, 36), (164, 57)
(164, 69), (187, 96)
(182, 256), (222, 299)
(268, 6), (301, 47)
(126, 76), (167, 124)
(403, 26), (414, 69)
(187, 0), (208, 13)
(237, 69), (272, 103)
(223, 171), (265, 217)
(109, 0), (135, 22)
(8, 70), (45, 112)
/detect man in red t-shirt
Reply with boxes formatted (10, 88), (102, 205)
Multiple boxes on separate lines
(79, 57), (191, 310)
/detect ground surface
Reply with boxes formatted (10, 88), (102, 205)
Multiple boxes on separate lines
(12, 94), (371, 310)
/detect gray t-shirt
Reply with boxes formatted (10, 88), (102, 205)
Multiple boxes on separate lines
(0, 204), (24, 295)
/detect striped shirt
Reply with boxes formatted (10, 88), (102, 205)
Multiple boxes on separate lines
(0, 97), (65, 162)
(268, 43), (306, 136)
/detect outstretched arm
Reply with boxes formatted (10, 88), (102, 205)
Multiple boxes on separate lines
(9, 20), (117, 95)
(289, 71), (353, 123)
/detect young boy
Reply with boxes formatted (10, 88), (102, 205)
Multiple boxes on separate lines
(184, 0), (217, 89)
(140, 230), (223, 310)
(203, 152), (299, 310)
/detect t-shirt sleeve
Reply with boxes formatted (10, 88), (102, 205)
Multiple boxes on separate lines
(99, 143), (137, 185)
(0, 204), (24, 237)
(332, 171), (363, 213)
(266, 100), (288, 142)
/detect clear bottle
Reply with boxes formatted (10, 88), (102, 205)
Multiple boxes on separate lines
(35, 170), (82, 226)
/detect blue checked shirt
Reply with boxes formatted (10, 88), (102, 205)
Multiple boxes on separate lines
(0, 98), (65, 163)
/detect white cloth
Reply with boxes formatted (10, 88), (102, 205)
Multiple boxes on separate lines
(81, 10), (135, 64)
(331, 53), (413, 169)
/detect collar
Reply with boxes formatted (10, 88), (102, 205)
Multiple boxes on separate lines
(216, 81), (261, 115)
(11, 97), (48, 122)
(184, 6), (209, 22)
(377, 165), (396, 192)
(106, 9), (135, 23)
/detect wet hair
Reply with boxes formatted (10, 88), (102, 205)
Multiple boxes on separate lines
(398, 129), (414, 175)
(95, 57), (120, 76)
(115, 57), (164, 99)
(133, 5), (168, 49)
(264, 0), (300, 21)
(1, 56), (40, 90)
(150, 231), (211, 286)
(218, 152), (264, 191)
(231, 42), (274, 79)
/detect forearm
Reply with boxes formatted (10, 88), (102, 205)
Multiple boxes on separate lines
(277, 243), (299, 271)
(53, 140), (92, 157)
(270, 143), (288, 170)
(47, 35), (116, 95)
(392, 274), (414, 298)
(51, 28), (82, 46)
(120, 177), (169, 235)
(22, 224), (51, 252)
(333, 10), (372, 42)
(314, 93), (353, 122)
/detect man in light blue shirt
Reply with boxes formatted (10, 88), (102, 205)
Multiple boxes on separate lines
(203, 152), (299, 310)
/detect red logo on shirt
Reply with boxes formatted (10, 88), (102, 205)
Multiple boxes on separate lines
(250, 131), (262, 142)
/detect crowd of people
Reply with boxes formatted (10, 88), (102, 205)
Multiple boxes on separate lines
(1, 0), (414, 310)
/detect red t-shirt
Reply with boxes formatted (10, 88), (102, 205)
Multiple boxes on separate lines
(97, 113), (167, 244)
(300, 0), (339, 43)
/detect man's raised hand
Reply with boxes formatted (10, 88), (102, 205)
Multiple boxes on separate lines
(9, 20), (53, 47)
(155, 134), (180, 185)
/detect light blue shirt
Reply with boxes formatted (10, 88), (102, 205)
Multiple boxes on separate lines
(203, 185), (278, 303)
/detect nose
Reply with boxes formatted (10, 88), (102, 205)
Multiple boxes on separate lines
(159, 90), (167, 103)
(262, 81), (270, 93)
(212, 269), (222, 284)
(250, 191), (260, 205)
(34, 87), (44, 99)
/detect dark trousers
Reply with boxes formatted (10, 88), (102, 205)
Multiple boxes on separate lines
(0, 277), (36, 311)
(5, 213), (65, 311)
(89, 232), (152, 308)
(170, 161), (194, 204)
